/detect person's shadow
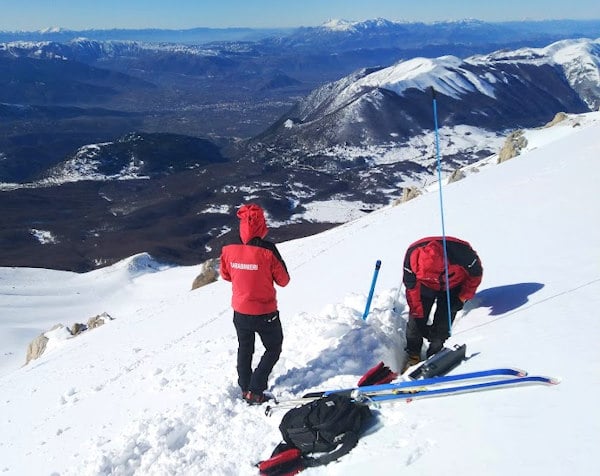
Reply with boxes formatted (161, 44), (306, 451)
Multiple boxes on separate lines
(464, 282), (544, 316)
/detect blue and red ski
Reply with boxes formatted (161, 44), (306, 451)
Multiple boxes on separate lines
(303, 367), (528, 398)
(357, 374), (559, 403)
(266, 368), (559, 414)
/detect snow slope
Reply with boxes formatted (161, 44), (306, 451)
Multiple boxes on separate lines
(1, 112), (600, 475)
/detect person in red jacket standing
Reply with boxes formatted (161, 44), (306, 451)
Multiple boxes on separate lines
(402, 236), (482, 370)
(220, 203), (290, 404)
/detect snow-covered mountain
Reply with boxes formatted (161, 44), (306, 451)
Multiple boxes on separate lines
(0, 38), (224, 61)
(475, 38), (600, 109)
(1, 110), (599, 475)
(0, 26), (285, 45)
(255, 38), (599, 162)
(272, 18), (600, 52)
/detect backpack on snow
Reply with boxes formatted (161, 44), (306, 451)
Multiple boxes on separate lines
(258, 394), (373, 475)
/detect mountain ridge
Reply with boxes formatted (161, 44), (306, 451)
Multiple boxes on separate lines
(252, 37), (598, 158)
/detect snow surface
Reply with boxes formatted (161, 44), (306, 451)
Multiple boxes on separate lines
(1, 112), (600, 475)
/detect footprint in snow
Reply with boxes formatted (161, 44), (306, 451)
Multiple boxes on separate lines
(405, 439), (436, 466)
(59, 387), (78, 405)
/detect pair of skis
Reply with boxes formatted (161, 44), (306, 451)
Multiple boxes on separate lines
(266, 367), (559, 415)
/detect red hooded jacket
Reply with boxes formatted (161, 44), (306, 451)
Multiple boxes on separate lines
(403, 236), (483, 318)
(220, 204), (290, 315)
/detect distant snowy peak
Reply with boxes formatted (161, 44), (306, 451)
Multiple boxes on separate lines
(319, 17), (488, 32)
(472, 38), (600, 108)
(0, 26), (69, 35)
(327, 38), (600, 105)
(320, 18), (400, 32)
(39, 27), (68, 34)
(0, 38), (227, 63)
(547, 40), (600, 109)
(321, 19), (356, 32)
(0, 39), (155, 61)
(295, 54), (497, 120)
(351, 55), (496, 101)
(260, 37), (598, 156)
(472, 37), (600, 64)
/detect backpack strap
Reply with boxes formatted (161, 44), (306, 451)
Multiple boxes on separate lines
(257, 445), (304, 476)
(302, 430), (359, 467)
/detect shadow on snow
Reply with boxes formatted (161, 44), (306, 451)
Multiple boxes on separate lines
(466, 282), (545, 316)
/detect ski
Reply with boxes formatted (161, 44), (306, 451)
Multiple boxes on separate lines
(360, 375), (559, 403)
(304, 367), (527, 398)
(266, 368), (530, 414)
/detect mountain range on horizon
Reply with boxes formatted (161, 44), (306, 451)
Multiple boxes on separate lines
(2, 17), (600, 42)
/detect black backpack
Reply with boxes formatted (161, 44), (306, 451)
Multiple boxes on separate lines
(278, 393), (372, 466)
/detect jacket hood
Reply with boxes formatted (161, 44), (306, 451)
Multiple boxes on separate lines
(237, 203), (268, 244)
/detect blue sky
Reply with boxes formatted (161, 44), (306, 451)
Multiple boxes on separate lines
(2, 0), (600, 31)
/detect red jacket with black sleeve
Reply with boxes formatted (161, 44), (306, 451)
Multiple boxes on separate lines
(220, 237), (290, 315)
(403, 236), (483, 318)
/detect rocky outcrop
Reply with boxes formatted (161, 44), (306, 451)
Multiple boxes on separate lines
(25, 334), (49, 365)
(24, 313), (114, 365)
(447, 169), (467, 184)
(87, 312), (114, 329)
(70, 322), (87, 335)
(191, 258), (219, 290)
(394, 186), (422, 205)
(498, 130), (528, 163)
(543, 111), (568, 128)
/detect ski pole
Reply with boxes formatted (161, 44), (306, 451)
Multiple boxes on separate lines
(431, 87), (453, 336)
(363, 260), (382, 320)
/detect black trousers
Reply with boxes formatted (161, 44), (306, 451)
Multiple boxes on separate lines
(233, 311), (283, 394)
(406, 288), (462, 358)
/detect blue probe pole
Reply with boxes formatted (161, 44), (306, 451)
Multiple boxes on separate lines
(431, 87), (453, 336)
(363, 260), (382, 320)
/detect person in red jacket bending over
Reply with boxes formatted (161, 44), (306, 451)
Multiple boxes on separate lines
(402, 236), (482, 370)
(220, 204), (290, 405)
